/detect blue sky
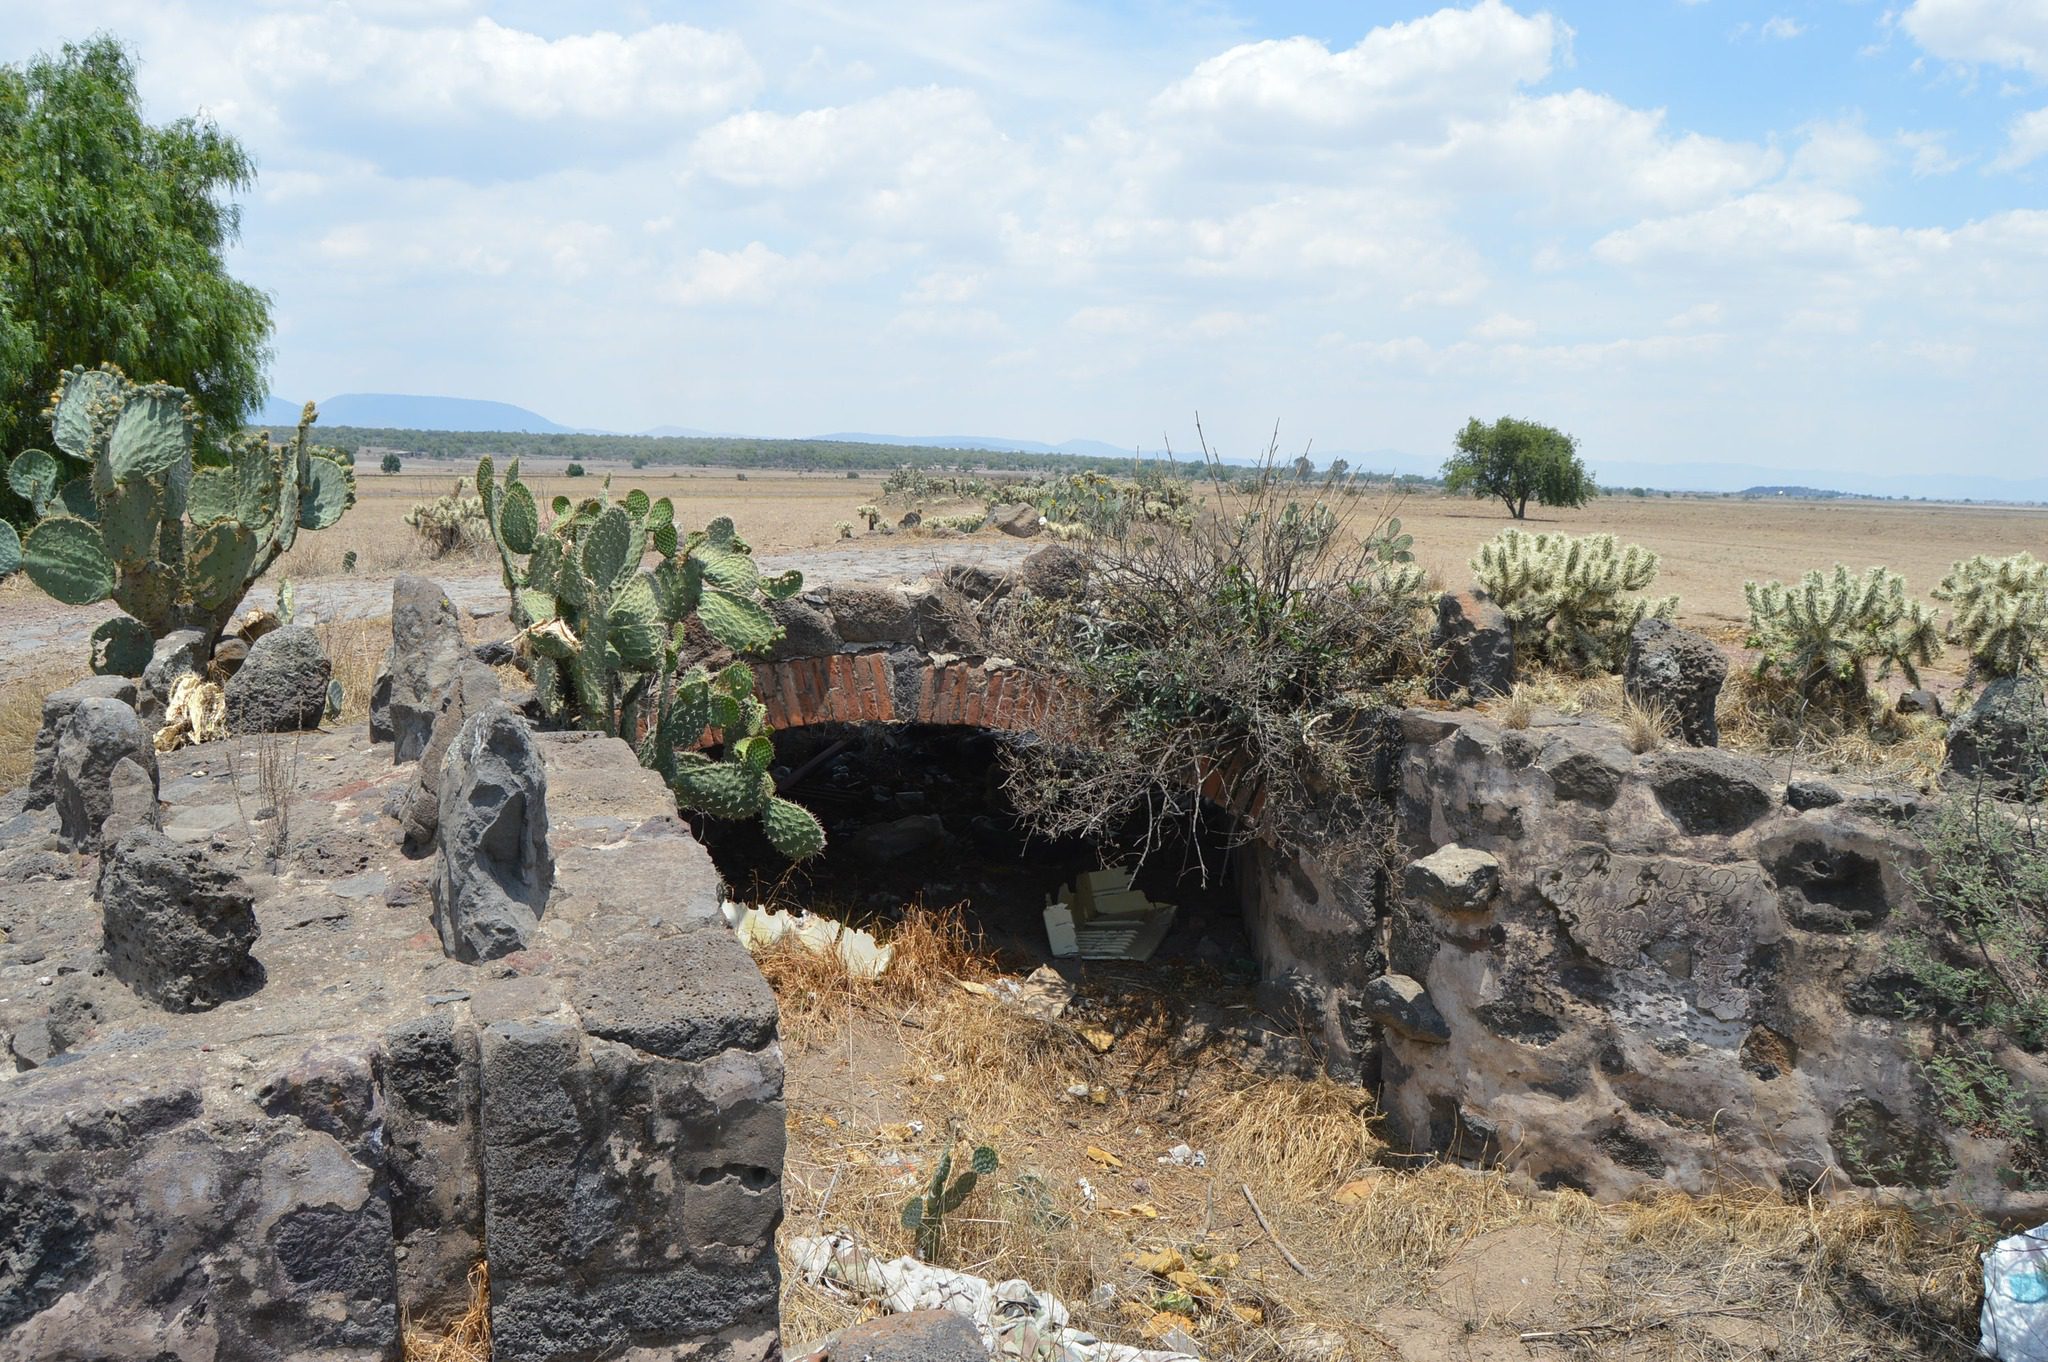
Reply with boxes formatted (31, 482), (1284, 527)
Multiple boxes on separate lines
(1, 1), (2044, 478)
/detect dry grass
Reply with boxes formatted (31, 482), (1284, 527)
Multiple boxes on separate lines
(0, 655), (81, 789)
(318, 615), (388, 726)
(1718, 667), (1949, 787)
(400, 1262), (490, 1362)
(1480, 665), (1950, 783)
(769, 928), (1985, 1361)
(1620, 694), (1669, 754)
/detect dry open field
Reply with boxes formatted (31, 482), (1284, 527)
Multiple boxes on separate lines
(4, 461), (2044, 783)
(307, 461), (2048, 630)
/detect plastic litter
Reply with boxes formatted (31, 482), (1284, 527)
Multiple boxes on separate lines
(1157, 1144), (1206, 1169)
(791, 1232), (1201, 1362)
(1982, 1224), (2048, 1362)
(1044, 866), (1177, 961)
(720, 900), (894, 979)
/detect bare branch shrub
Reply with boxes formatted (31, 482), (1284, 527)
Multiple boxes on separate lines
(993, 426), (1433, 875)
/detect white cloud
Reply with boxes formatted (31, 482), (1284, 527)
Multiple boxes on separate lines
(259, 15), (759, 124)
(6, 1), (2040, 473)
(1896, 129), (1965, 175)
(1992, 105), (2048, 167)
(1761, 16), (1807, 41)
(1150, 1), (1561, 132)
(1473, 312), (1537, 339)
(1902, 0), (2048, 78)
(664, 243), (846, 306)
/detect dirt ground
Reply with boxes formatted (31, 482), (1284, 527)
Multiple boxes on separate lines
(762, 910), (1985, 1362)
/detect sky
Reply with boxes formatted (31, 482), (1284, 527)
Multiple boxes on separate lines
(2, 0), (2045, 477)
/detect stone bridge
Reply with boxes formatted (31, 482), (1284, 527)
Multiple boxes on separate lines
(741, 567), (1062, 734)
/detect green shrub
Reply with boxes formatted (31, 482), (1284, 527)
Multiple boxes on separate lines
(1471, 529), (1675, 672)
(1931, 552), (2048, 681)
(380, 452), (402, 474)
(0, 364), (353, 673)
(1896, 786), (2048, 1183)
(565, 461), (585, 478)
(475, 458), (823, 859)
(1743, 564), (1939, 711)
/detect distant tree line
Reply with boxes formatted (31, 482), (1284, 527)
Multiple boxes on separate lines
(257, 427), (1225, 479)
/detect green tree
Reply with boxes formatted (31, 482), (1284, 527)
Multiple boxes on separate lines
(565, 461), (586, 478)
(1441, 417), (1594, 519)
(380, 452), (403, 475)
(0, 37), (272, 522)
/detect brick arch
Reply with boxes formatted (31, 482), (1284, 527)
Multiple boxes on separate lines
(746, 651), (1052, 733)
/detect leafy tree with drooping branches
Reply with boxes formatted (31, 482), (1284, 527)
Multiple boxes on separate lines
(0, 36), (273, 525)
(1441, 416), (1595, 519)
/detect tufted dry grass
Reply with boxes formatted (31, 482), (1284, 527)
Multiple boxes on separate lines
(400, 1262), (490, 1362)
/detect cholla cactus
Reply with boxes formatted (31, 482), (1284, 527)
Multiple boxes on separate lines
(405, 481), (489, 557)
(1932, 553), (2048, 681)
(1473, 529), (1675, 671)
(835, 520), (853, 539)
(475, 458), (824, 858)
(0, 364), (354, 675)
(856, 504), (882, 531)
(1745, 564), (1940, 707)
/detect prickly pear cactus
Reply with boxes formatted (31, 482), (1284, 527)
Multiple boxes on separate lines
(0, 364), (355, 674)
(475, 457), (824, 859)
(901, 1144), (998, 1260)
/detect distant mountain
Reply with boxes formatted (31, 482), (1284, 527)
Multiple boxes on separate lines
(813, 432), (1163, 460)
(638, 424), (729, 438)
(1586, 458), (2048, 502)
(261, 393), (575, 434)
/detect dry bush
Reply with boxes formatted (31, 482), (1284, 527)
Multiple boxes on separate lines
(1620, 694), (1668, 753)
(1497, 687), (1534, 731)
(1720, 668), (1947, 785)
(996, 434), (1433, 874)
(400, 1262), (489, 1362)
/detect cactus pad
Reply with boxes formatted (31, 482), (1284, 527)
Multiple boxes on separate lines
(91, 617), (155, 676)
(22, 517), (114, 605)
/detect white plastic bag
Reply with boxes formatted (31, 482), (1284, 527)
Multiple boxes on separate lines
(1983, 1225), (2048, 1362)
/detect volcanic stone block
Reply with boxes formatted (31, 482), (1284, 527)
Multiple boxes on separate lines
(225, 626), (332, 734)
(1624, 618), (1727, 746)
(29, 676), (138, 811)
(431, 703), (551, 963)
(99, 827), (260, 1011)
(54, 697), (158, 850)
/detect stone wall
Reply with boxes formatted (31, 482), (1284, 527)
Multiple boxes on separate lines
(0, 725), (782, 1361)
(1242, 705), (2045, 1219)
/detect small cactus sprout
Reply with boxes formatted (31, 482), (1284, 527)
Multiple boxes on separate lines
(835, 520), (853, 540)
(901, 1144), (998, 1260)
(1745, 564), (1940, 711)
(1, 364), (355, 673)
(474, 457), (824, 859)
(1473, 529), (1676, 672)
(342, 549), (358, 575)
(1931, 553), (2048, 681)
